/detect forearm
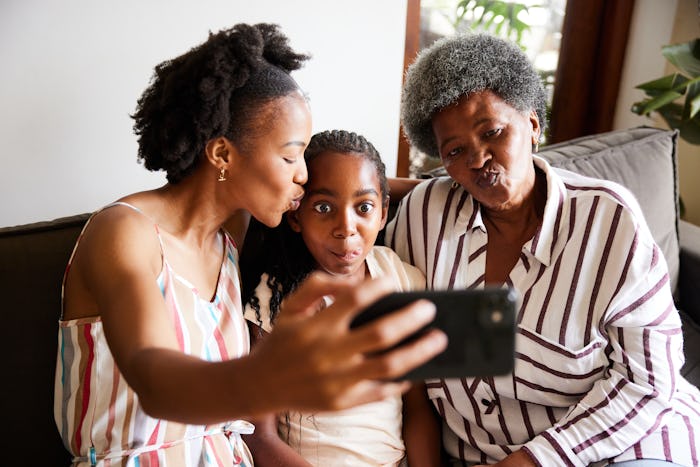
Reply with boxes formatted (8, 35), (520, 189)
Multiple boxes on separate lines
(129, 348), (278, 424)
(244, 435), (312, 467)
(121, 274), (447, 425)
(474, 449), (537, 467)
(525, 311), (682, 464)
(403, 383), (443, 467)
(242, 415), (312, 467)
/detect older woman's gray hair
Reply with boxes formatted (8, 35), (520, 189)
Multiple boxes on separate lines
(401, 33), (548, 159)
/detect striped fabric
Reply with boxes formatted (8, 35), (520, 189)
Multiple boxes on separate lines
(385, 158), (700, 466)
(54, 203), (252, 466)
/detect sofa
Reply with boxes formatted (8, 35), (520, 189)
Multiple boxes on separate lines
(1, 126), (699, 465)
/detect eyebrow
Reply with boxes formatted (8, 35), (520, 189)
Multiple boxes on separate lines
(438, 117), (494, 151)
(283, 140), (307, 148)
(306, 187), (380, 198)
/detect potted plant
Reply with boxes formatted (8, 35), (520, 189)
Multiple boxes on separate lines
(631, 37), (700, 145)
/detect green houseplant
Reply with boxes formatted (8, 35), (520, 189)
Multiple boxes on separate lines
(455, 0), (533, 47)
(631, 37), (700, 145)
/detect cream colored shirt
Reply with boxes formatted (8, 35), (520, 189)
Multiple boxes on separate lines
(244, 246), (425, 467)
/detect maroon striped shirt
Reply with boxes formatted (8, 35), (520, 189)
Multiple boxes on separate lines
(386, 158), (700, 466)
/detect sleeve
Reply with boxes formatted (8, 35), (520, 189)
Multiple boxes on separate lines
(242, 273), (276, 333)
(368, 246), (427, 292)
(402, 261), (427, 291)
(523, 208), (685, 466)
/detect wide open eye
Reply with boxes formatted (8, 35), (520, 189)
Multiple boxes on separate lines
(313, 202), (331, 214)
(358, 202), (374, 214)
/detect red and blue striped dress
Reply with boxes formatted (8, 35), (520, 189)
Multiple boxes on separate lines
(54, 202), (253, 466)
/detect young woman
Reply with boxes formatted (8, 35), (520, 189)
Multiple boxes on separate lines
(54, 24), (446, 466)
(239, 130), (443, 467)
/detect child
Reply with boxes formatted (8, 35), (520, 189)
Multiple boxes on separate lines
(239, 130), (443, 466)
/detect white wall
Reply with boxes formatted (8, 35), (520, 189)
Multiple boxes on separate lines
(613, 0), (700, 226)
(613, 0), (679, 131)
(0, 0), (408, 226)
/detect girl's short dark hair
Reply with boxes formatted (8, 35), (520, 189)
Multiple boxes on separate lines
(401, 33), (547, 159)
(132, 23), (309, 183)
(304, 130), (389, 204)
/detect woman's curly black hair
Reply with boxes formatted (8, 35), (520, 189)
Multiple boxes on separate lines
(131, 23), (310, 183)
(401, 33), (547, 159)
(240, 130), (388, 331)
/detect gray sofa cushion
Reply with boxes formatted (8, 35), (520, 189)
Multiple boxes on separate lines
(538, 127), (679, 293)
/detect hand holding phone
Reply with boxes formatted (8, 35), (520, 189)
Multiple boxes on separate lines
(350, 288), (518, 380)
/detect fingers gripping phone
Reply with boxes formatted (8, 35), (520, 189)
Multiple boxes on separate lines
(350, 288), (518, 380)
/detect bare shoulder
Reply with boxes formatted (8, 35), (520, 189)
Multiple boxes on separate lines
(80, 204), (161, 271)
(63, 203), (163, 319)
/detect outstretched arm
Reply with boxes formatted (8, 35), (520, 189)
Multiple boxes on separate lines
(71, 208), (447, 424)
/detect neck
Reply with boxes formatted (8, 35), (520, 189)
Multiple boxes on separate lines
(148, 174), (230, 246)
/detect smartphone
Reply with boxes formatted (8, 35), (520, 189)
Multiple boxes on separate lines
(350, 287), (518, 380)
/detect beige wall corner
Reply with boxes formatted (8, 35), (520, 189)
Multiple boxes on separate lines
(615, 0), (700, 226)
(669, 0), (700, 226)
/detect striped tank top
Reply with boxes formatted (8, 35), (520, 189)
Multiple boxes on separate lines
(54, 202), (253, 466)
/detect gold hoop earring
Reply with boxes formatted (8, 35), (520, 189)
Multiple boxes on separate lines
(218, 168), (227, 182)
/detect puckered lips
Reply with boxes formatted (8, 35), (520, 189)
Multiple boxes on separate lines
(476, 162), (499, 189)
(289, 191), (305, 211)
(477, 171), (499, 188)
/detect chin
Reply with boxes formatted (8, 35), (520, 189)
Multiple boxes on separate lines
(257, 213), (284, 228)
(326, 265), (359, 278)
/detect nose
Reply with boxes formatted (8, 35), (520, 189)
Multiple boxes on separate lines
(333, 208), (358, 238)
(466, 148), (491, 170)
(294, 159), (308, 185)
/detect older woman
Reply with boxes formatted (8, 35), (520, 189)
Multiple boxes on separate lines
(387, 33), (700, 467)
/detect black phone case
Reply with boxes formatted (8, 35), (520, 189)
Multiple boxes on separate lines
(351, 288), (518, 380)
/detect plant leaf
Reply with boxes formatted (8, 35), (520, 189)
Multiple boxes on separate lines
(684, 81), (700, 119)
(656, 105), (684, 130)
(636, 73), (689, 92)
(662, 38), (700, 77)
(636, 90), (684, 114)
(678, 116), (700, 145)
(657, 106), (700, 144)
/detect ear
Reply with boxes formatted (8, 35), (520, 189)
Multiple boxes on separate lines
(287, 209), (302, 233)
(529, 110), (541, 146)
(205, 137), (235, 170)
(379, 198), (389, 231)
